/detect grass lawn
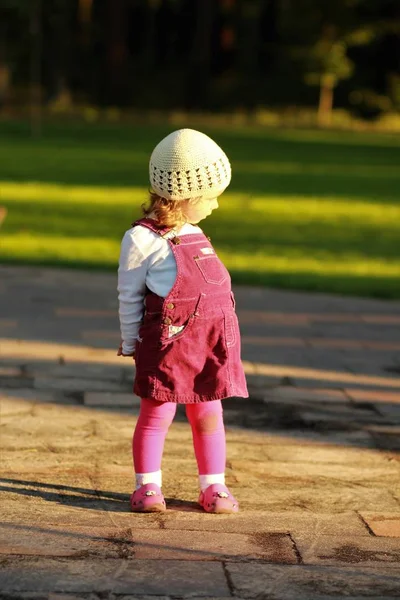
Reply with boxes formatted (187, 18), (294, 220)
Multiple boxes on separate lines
(0, 119), (399, 298)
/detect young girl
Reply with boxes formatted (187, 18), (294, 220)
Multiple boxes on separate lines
(117, 128), (248, 514)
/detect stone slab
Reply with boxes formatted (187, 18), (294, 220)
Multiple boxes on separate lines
(229, 458), (398, 484)
(25, 363), (131, 382)
(0, 339), (125, 366)
(130, 529), (297, 562)
(0, 499), (132, 528)
(346, 388), (400, 403)
(227, 428), (376, 449)
(360, 513), (400, 538)
(0, 524), (136, 558)
(0, 558), (230, 596)
(293, 534), (400, 567)
(235, 487), (400, 513)
(0, 367), (22, 377)
(0, 388), (70, 405)
(373, 404), (400, 421)
(266, 386), (348, 402)
(226, 562), (400, 599)
(162, 511), (369, 536)
(259, 445), (391, 466)
(0, 376), (34, 389)
(33, 377), (129, 393)
(84, 392), (140, 407)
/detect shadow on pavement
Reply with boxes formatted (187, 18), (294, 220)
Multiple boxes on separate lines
(0, 477), (200, 513)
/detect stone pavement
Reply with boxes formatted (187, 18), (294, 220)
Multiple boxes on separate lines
(0, 265), (400, 600)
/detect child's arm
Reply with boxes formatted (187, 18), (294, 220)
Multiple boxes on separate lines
(117, 230), (148, 357)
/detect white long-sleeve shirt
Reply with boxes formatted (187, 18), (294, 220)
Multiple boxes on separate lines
(118, 221), (202, 354)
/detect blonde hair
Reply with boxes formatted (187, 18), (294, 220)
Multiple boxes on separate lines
(142, 191), (200, 228)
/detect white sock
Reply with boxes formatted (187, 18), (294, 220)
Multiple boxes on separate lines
(199, 473), (225, 492)
(135, 470), (162, 489)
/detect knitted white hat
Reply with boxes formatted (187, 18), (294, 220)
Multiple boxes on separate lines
(149, 129), (231, 201)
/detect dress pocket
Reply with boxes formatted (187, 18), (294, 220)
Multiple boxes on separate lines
(224, 314), (237, 348)
(161, 314), (195, 346)
(194, 255), (228, 285)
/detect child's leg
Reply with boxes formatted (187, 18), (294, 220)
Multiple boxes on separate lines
(185, 400), (226, 491)
(132, 398), (177, 489)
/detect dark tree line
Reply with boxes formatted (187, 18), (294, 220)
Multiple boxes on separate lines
(1, 0), (399, 123)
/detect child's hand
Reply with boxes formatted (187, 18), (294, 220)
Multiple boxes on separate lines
(117, 341), (135, 358)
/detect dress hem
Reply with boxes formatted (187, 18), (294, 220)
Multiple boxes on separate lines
(133, 384), (249, 404)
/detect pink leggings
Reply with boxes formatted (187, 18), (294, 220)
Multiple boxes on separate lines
(133, 398), (226, 474)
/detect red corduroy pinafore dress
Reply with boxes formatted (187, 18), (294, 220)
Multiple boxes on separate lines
(132, 218), (248, 403)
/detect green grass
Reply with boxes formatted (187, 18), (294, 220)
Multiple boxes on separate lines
(0, 119), (399, 298)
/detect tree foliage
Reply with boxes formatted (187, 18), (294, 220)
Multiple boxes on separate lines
(0, 0), (399, 119)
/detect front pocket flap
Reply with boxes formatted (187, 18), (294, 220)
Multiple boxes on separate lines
(194, 255), (228, 285)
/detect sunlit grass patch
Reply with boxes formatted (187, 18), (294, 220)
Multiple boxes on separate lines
(0, 121), (399, 298)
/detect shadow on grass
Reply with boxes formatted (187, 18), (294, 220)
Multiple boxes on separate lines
(0, 120), (399, 201)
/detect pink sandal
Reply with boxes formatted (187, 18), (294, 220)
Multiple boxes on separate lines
(130, 483), (166, 513)
(199, 483), (239, 514)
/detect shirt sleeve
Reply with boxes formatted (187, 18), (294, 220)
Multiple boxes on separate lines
(117, 230), (148, 354)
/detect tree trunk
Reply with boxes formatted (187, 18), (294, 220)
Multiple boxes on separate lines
(236, 0), (264, 110)
(105, 0), (129, 105)
(185, 0), (215, 110)
(30, 0), (42, 137)
(318, 74), (334, 127)
(0, 26), (11, 108)
(79, 0), (93, 45)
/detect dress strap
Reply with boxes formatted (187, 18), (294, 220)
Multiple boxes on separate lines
(132, 217), (173, 237)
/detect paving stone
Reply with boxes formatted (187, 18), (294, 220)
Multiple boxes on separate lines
(162, 511), (368, 536)
(2, 265), (400, 598)
(33, 377), (129, 393)
(0, 393), (37, 414)
(81, 331), (120, 341)
(287, 371), (400, 390)
(227, 427), (377, 450)
(0, 376), (34, 389)
(258, 445), (391, 466)
(24, 363), (131, 382)
(55, 308), (117, 318)
(367, 426), (400, 449)
(0, 366), (22, 377)
(373, 403), (400, 421)
(48, 596), (171, 600)
(84, 392), (140, 407)
(230, 458), (398, 484)
(293, 534), (400, 567)
(0, 388), (81, 407)
(359, 513), (400, 538)
(45, 596), (174, 600)
(0, 524), (137, 558)
(0, 499), (129, 528)
(129, 529), (297, 562)
(226, 562), (400, 599)
(0, 319), (17, 328)
(0, 558), (230, 595)
(346, 389), (400, 403)
(297, 406), (383, 426)
(245, 374), (283, 390)
(264, 386), (348, 403)
(242, 335), (307, 347)
(237, 486), (400, 513)
(0, 339), (124, 366)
